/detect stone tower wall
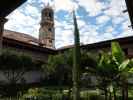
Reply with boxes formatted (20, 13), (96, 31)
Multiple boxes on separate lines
(39, 6), (55, 48)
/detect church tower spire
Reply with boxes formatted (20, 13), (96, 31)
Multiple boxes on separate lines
(39, 4), (55, 48)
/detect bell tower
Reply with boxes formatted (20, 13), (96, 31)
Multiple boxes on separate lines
(39, 4), (55, 48)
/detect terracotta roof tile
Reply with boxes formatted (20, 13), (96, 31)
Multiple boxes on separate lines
(3, 30), (39, 45)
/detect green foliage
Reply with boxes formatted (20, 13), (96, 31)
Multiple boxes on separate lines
(80, 51), (97, 73)
(43, 50), (74, 77)
(20, 54), (33, 70)
(0, 50), (20, 70)
(111, 42), (125, 65)
(119, 59), (130, 72)
(22, 88), (65, 100)
(42, 50), (73, 86)
(111, 41), (133, 76)
(97, 41), (133, 100)
(43, 49), (97, 87)
(97, 51), (117, 81)
(23, 88), (44, 98)
(89, 94), (104, 100)
(46, 54), (65, 73)
(97, 41), (133, 79)
(0, 49), (44, 97)
(0, 50), (34, 70)
(127, 58), (133, 73)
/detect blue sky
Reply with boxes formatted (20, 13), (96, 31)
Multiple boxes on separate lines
(4, 0), (133, 48)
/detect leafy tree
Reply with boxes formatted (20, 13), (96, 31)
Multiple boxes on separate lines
(0, 49), (40, 97)
(0, 50), (34, 84)
(111, 42), (133, 100)
(97, 51), (118, 100)
(80, 51), (97, 73)
(44, 49), (98, 100)
(96, 42), (133, 100)
(42, 50), (73, 99)
(46, 53), (72, 86)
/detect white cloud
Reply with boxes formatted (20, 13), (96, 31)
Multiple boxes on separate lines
(55, 19), (74, 48)
(5, 9), (39, 38)
(4, 0), (133, 48)
(55, 20), (62, 28)
(117, 28), (133, 38)
(105, 26), (114, 33)
(104, 0), (126, 17)
(80, 24), (99, 44)
(77, 19), (86, 29)
(77, 0), (104, 16)
(102, 32), (113, 39)
(96, 15), (110, 24)
(54, 0), (78, 12)
(112, 16), (125, 25)
(122, 20), (131, 30)
(25, 4), (39, 17)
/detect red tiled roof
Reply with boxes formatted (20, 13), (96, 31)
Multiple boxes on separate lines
(3, 30), (133, 54)
(3, 30), (39, 45)
(3, 30), (56, 54)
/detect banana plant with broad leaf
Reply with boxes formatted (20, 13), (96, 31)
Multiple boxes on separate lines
(111, 42), (133, 100)
(97, 51), (118, 100)
(97, 42), (133, 100)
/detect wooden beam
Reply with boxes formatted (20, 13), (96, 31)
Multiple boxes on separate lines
(125, 0), (133, 28)
(0, 0), (27, 17)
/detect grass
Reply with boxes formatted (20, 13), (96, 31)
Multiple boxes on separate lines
(0, 88), (133, 100)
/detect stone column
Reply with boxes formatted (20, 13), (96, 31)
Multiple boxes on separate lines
(0, 17), (7, 49)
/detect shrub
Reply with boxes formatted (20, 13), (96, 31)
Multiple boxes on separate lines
(89, 94), (104, 100)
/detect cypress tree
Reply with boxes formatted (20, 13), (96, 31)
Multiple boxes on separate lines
(72, 11), (81, 100)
